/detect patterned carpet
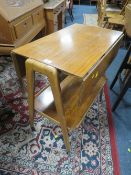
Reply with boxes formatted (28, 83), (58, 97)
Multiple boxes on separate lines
(0, 56), (119, 175)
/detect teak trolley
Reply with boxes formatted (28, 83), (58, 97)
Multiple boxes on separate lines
(12, 24), (123, 152)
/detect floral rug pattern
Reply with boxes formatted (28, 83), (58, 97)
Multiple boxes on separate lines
(0, 56), (114, 175)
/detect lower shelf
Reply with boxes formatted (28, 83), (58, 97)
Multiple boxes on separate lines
(35, 76), (106, 129)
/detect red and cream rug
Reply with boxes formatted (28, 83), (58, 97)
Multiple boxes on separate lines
(0, 56), (120, 175)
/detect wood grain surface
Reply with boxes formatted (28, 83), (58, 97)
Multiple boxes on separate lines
(13, 24), (123, 78)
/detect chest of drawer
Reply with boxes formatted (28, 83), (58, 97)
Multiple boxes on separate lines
(53, 7), (60, 15)
(32, 8), (45, 25)
(14, 16), (33, 39)
(53, 2), (64, 14)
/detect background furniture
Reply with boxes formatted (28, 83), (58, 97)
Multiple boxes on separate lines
(105, 0), (128, 29)
(44, 0), (65, 34)
(112, 71), (131, 111)
(97, 0), (129, 29)
(66, 0), (74, 22)
(0, 0), (46, 55)
(97, 0), (106, 26)
(90, 0), (98, 6)
(12, 24), (123, 152)
(125, 4), (131, 39)
(106, 15), (125, 29)
(74, 0), (80, 4)
(110, 44), (131, 111)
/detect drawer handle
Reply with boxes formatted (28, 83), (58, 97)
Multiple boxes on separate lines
(37, 13), (39, 16)
(24, 22), (27, 27)
(95, 71), (99, 78)
(91, 71), (99, 79)
(92, 74), (94, 79)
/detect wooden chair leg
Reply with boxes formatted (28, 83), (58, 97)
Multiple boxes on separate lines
(68, 9), (74, 22)
(110, 44), (131, 89)
(110, 70), (121, 90)
(112, 82), (128, 111)
(70, 9), (74, 20)
(25, 60), (35, 129)
(112, 74), (131, 111)
(65, 15), (67, 24)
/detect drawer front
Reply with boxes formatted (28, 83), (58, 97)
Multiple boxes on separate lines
(54, 6), (60, 14)
(14, 16), (33, 39)
(92, 42), (120, 80)
(54, 2), (64, 14)
(33, 8), (44, 24)
(79, 41), (121, 103)
(87, 41), (121, 83)
(59, 2), (65, 11)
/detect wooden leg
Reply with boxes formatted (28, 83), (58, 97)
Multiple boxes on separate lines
(65, 16), (67, 24)
(105, 22), (110, 29)
(110, 44), (131, 90)
(70, 9), (74, 21)
(60, 125), (70, 152)
(112, 83), (128, 111)
(25, 60), (35, 128)
(11, 52), (27, 97)
(48, 68), (71, 152)
(25, 59), (70, 152)
(68, 9), (74, 22)
(112, 74), (131, 111)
